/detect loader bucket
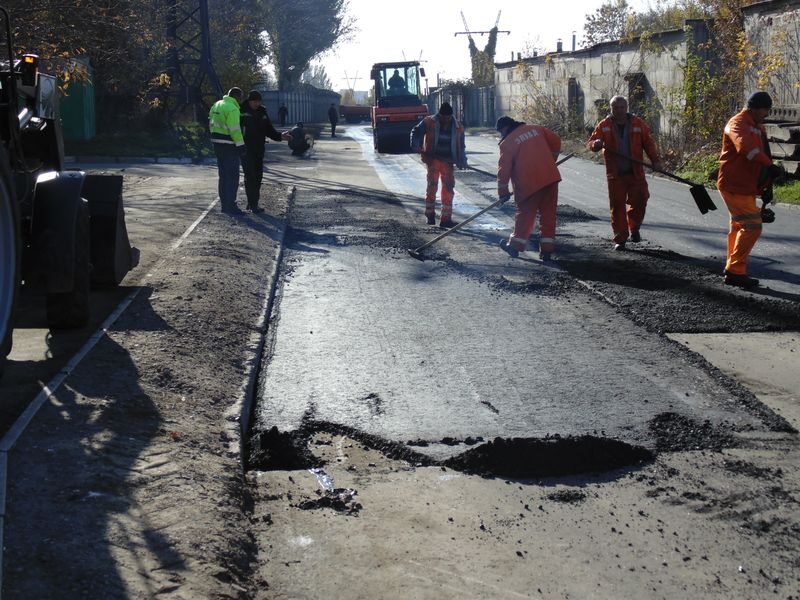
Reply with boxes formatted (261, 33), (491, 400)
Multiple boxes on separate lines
(82, 174), (139, 286)
(690, 185), (717, 215)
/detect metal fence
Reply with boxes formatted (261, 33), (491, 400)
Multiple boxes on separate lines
(257, 86), (341, 127)
(427, 86), (496, 128)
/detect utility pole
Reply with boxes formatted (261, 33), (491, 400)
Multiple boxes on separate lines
(162, 0), (223, 121)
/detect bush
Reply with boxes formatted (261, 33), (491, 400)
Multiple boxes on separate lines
(65, 123), (213, 158)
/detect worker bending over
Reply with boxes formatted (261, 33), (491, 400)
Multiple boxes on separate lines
(495, 116), (562, 261)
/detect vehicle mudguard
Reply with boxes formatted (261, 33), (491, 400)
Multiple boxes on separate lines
(30, 170), (85, 294)
(82, 174), (138, 286)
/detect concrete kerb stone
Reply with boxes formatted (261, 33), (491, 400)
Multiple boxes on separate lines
(156, 157), (193, 165)
(226, 185), (295, 465)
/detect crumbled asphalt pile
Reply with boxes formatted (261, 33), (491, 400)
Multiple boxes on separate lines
(442, 435), (654, 479)
(557, 237), (800, 334)
(295, 489), (362, 515)
(248, 426), (321, 470)
(723, 458), (784, 479)
(546, 489), (587, 503)
(647, 412), (734, 452)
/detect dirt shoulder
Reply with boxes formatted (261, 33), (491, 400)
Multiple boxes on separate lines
(3, 169), (288, 598)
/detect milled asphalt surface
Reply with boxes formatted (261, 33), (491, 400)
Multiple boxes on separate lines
(1, 126), (798, 597)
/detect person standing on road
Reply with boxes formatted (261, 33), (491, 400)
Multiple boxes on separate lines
(587, 95), (663, 250)
(278, 104), (289, 126)
(410, 102), (467, 227)
(328, 103), (339, 138)
(240, 90), (291, 213)
(716, 91), (784, 289)
(495, 116), (562, 261)
(209, 87), (246, 215)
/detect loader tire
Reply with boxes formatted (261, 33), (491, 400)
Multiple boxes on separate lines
(46, 199), (90, 329)
(0, 149), (18, 377)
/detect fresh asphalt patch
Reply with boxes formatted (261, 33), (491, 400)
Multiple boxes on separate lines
(248, 188), (798, 481)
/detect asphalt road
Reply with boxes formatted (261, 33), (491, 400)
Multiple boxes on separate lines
(252, 126), (787, 458)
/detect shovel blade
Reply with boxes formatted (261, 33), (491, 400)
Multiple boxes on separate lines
(690, 185), (717, 214)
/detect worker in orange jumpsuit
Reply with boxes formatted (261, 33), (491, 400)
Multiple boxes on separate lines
(410, 102), (467, 227)
(717, 91), (783, 289)
(588, 95), (663, 250)
(495, 116), (562, 260)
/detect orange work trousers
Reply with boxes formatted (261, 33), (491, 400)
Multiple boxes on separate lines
(719, 189), (762, 275)
(607, 175), (649, 244)
(507, 182), (559, 253)
(425, 158), (455, 224)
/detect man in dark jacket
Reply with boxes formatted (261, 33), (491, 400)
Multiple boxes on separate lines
(328, 103), (339, 137)
(240, 90), (291, 212)
(288, 122), (311, 156)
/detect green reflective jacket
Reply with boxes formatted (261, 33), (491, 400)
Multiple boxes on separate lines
(208, 95), (244, 146)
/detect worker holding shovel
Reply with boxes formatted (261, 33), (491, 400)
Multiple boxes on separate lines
(496, 116), (562, 261)
(588, 95), (663, 251)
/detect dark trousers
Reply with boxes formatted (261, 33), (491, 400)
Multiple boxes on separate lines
(241, 149), (265, 209)
(330, 120), (337, 137)
(214, 143), (241, 211)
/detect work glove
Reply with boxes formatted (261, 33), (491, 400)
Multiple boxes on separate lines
(499, 193), (512, 204)
(761, 185), (773, 204)
(767, 164), (784, 180)
(238, 146), (248, 157)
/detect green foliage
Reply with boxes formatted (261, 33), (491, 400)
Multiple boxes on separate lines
(261, 0), (355, 90)
(65, 123), (213, 158)
(675, 148), (720, 184)
(583, 0), (635, 46)
(774, 179), (800, 205)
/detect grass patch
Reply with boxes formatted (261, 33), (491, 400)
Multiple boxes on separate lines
(774, 179), (800, 205)
(676, 151), (719, 185)
(65, 123), (213, 158)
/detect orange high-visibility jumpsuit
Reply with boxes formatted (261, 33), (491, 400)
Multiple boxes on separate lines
(717, 109), (774, 276)
(497, 124), (562, 253)
(414, 115), (466, 225)
(588, 115), (660, 244)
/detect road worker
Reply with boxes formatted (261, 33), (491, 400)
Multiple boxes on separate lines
(717, 91), (784, 289)
(587, 95), (663, 250)
(410, 102), (467, 227)
(240, 90), (291, 213)
(288, 122), (311, 156)
(495, 116), (562, 260)
(209, 87), (246, 215)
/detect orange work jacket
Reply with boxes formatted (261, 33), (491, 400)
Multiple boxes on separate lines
(717, 109), (773, 196)
(418, 115), (466, 167)
(497, 124), (561, 201)
(587, 114), (659, 181)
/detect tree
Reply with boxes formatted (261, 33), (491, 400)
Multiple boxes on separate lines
(260, 0), (355, 90)
(583, 0), (636, 46)
(301, 64), (333, 90)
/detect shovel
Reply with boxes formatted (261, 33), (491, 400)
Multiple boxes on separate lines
(408, 153), (574, 261)
(604, 148), (717, 214)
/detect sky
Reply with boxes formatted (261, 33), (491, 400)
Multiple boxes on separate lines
(318, 0), (651, 93)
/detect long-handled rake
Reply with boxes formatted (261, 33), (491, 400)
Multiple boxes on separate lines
(604, 148), (717, 214)
(407, 153), (575, 261)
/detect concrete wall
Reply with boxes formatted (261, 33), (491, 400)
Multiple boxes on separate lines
(494, 21), (712, 136)
(742, 0), (800, 120)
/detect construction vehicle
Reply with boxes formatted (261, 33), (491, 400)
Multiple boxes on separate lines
(339, 104), (371, 124)
(370, 61), (428, 153)
(0, 6), (138, 376)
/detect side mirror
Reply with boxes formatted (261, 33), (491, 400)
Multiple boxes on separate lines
(370, 69), (377, 80)
(420, 67), (426, 78)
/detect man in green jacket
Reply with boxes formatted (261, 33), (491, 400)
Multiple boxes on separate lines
(209, 87), (246, 215)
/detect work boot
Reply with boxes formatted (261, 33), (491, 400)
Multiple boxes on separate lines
(724, 272), (760, 289)
(439, 219), (455, 228)
(614, 242), (626, 251)
(630, 230), (641, 243)
(539, 251), (552, 261)
(499, 240), (519, 258)
(222, 207), (245, 216)
(426, 214), (436, 225)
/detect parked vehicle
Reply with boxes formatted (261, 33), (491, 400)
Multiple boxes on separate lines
(0, 7), (138, 376)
